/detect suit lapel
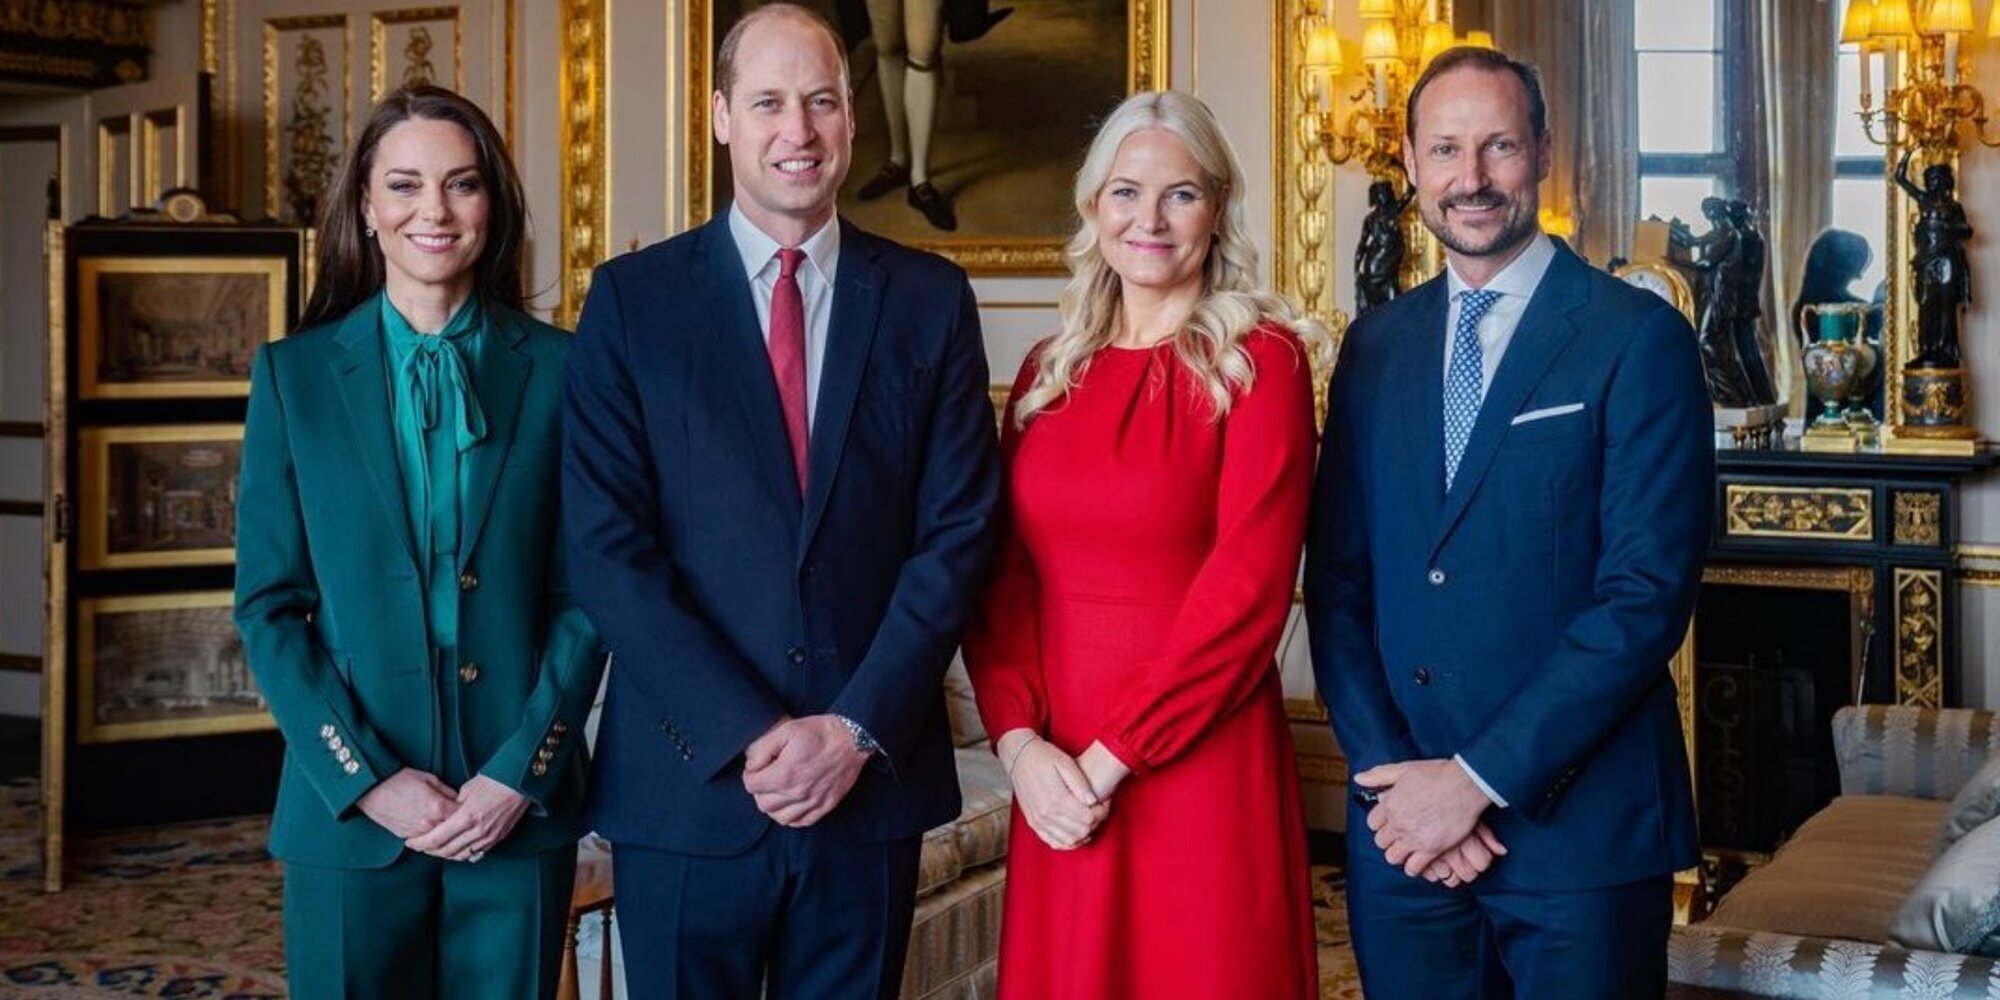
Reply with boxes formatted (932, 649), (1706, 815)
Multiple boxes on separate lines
(1399, 279), (1450, 532)
(800, 221), (884, 554)
(330, 306), (420, 570)
(459, 307), (532, 563)
(692, 217), (804, 518)
(1431, 245), (1589, 558)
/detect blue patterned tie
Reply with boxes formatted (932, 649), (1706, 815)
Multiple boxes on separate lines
(1444, 289), (1502, 490)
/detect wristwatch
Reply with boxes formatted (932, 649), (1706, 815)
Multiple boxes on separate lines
(834, 714), (883, 757)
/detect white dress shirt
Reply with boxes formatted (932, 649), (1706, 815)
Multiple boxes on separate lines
(729, 205), (840, 430)
(1439, 231), (1559, 811)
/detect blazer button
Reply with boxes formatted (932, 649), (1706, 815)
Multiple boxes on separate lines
(531, 760), (548, 777)
(459, 662), (480, 684)
(458, 571), (479, 592)
(801, 563), (819, 578)
(1427, 568), (1447, 586)
(787, 647), (807, 666)
(1413, 667), (1432, 685)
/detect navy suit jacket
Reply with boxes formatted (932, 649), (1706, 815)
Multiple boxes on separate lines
(1305, 242), (1712, 890)
(564, 216), (999, 855)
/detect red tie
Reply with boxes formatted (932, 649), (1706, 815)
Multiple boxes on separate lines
(768, 247), (809, 490)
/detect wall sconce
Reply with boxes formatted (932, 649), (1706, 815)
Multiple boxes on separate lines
(1847, 0), (2000, 155)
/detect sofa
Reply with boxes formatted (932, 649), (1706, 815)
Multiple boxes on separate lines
(1668, 705), (2000, 998)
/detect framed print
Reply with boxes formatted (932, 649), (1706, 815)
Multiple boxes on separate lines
(77, 255), (287, 400)
(687, 0), (1167, 274)
(79, 424), (243, 571)
(76, 590), (271, 744)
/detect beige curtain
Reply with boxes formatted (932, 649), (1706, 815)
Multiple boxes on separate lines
(1756, 0), (1838, 411)
(1484, 0), (1639, 267)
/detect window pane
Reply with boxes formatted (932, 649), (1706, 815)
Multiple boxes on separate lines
(1635, 0), (1715, 51)
(1641, 175), (1718, 229)
(1639, 54), (1719, 153)
(1829, 177), (1888, 302)
(1835, 50), (1876, 157)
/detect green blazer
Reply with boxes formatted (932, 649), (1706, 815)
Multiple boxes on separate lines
(235, 299), (604, 869)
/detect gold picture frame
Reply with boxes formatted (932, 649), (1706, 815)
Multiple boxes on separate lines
(684, 0), (1169, 275)
(76, 590), (272, 744)
(79, 424), (244, 571)
(77, 255), (287, 400)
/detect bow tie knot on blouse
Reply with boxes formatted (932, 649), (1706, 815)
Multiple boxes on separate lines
(389, 302), (489, 452)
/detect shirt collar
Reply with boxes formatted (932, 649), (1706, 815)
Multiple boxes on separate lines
(1445, 231), (1557, 303)
(729, 203), (841, 285)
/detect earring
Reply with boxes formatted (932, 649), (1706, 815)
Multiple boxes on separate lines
(364, 226), (376, 237)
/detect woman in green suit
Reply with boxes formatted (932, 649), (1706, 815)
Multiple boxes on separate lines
(234, 84), (603, 999)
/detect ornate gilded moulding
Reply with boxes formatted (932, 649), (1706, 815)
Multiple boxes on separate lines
(1723, 485), (1874, 541)
(0, 0), (152, 89)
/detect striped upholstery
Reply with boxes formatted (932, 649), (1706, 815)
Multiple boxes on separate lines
(1669, 926), (2000, 999)
(1835, 706), (2000, 801)
(1709, 796), (1948, 943)
(1674, 706), (2000, 998)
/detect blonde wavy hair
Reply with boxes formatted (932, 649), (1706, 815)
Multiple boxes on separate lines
(1014, 90), (1331, 427)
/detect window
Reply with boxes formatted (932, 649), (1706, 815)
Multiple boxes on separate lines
(1635, 0), (1724, 227)
(1832, 0), (1888, 299)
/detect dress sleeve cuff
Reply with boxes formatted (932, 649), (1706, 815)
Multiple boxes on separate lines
(1098, 732), (1150, 778)
(1454, 753), (1509, 808)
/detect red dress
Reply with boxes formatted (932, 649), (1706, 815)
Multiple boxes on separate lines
(964, 325), (1320, 999)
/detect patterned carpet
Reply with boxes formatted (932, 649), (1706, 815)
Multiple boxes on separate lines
(0, 779), (1361, 998)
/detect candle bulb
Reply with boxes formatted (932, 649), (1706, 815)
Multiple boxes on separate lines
(1373, 64), (1388, 108)
(1860, 44), (1872, 100)
(1946, 32), (1961, 86)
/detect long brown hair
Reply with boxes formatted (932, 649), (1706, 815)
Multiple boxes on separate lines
(298, 84), (527, 329)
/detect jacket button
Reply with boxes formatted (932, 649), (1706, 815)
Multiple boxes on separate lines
(1427, 568), (1446, 585)
(458, 571), (479, 591)
(1413, 667), (1431, 685)
(459, 662), (480, 684)
(787, 647), (807, 665)
(801, 563), (819, 578)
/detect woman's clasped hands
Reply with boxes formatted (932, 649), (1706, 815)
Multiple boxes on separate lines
(996, 729), (1131, 851)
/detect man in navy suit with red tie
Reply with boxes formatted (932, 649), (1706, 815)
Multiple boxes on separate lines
(561, 5), (998, 997)
(1307, 47), (1714, 998)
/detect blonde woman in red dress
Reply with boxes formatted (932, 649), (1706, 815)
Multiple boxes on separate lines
(963, 89), (1327, 999)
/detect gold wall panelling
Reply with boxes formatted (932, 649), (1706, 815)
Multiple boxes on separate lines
(207, 1), (513, 222)
(262, 13), (348, 227)
(1294, 750), (1348, 786)
(680, 0), (1166, 277)
(370, 7), (463, 102)
(1271, 0), (1343, 429)
(558, 0), (605, 330)
(1892, 491), (1943, 547)
(1722, 485), (1873, 541)
(1893, 568), (1944, 708)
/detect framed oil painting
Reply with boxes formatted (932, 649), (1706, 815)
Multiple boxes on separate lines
(688, 0), (1168, 273)
(79, 424), (243, 571)
(77, 255), (287, 399)
(75, 590), (271, 744)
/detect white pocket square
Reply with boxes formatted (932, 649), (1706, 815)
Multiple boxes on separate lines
(1510, 402), (1585, 426)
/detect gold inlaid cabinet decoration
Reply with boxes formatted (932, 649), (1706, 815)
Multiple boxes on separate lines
(1839, 0), (1992, 453)
(1723, 486), (1873, 541)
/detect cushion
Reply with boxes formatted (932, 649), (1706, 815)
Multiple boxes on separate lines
(1709, 794), (1948, 943)
(1937, 752), (2000, 857)
(943, 653), (986, 749)
(1891, 814), (2000, 956)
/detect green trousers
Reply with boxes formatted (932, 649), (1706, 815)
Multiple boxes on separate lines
(282, 845), (576, 1000)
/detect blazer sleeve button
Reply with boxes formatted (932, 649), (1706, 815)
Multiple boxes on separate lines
(458, 571), (479, 592)
(1427, 568), (1447, 586)
(787, 647), (807, 666)
(1413, 667), (1432, 685)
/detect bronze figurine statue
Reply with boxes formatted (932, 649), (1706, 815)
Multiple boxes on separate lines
(1355, 177), (1416, 317)
(1724, 200), (1778, 404)
(1673, 197), (1761, 407)
(1895, 150), (1973, 370)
